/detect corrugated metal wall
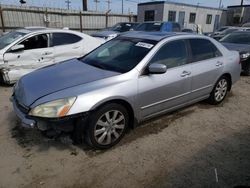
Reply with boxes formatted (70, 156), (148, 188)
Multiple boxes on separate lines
(0, 5), (137, 34)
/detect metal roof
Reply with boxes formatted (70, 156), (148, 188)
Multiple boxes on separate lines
(138, 1), (223, 11)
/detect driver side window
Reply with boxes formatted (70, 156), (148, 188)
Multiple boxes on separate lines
(149, 40), (188, 69)
(20, 34), (48, 50)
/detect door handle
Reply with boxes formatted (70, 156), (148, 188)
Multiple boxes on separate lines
(216, 61), (223, 67)
(42, 52), (53, 55)
(181, 71), (191, 77)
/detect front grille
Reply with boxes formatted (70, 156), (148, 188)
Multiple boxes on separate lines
(15, 97), (29, 114)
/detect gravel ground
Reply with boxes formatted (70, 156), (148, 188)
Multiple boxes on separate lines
(0, 76), (250, 188)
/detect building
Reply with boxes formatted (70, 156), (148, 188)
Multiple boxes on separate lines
(137, 1), (227, 33)
(226, 5), (250, 26)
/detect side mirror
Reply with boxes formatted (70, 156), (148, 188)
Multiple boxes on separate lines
(148, 63), (167, 74)
(10, 44), (24, 52)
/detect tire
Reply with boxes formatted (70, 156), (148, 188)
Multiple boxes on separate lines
(84, 103), (129, 149)
(207, 76), (229, 105)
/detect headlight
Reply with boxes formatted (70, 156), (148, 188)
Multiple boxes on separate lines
(29, 97), (76, 118)
(240, 52), (250, 60)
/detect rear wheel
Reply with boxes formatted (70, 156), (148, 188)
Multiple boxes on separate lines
(208, 76), (229, 105)
(84, 103), (129, 149)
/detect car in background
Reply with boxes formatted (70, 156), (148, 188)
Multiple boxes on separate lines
(182, 28), (196, 33)
(220, 31), (250, 75)
(135, 21), (181, 32)
(12, 32), (241, 149)
(91, 22), (139, 41)
(242, 22), (250, 27)
(212, 27), (250, 40)
(0, 28), (104, 84)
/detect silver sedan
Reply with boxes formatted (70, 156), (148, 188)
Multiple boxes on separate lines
(12, 31), (241, 149)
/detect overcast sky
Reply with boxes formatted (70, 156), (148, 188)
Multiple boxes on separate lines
(0, 0), (247, 14)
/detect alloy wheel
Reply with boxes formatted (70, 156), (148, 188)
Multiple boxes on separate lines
(94, 110), (125, 145)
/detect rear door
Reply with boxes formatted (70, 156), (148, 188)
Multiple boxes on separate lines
(3, 33), (54, 81)
(138, 39), (192, 119)
(51, 32), (84, 62)
(188, 38), (224, 99)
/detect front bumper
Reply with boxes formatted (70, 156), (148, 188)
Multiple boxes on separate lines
(11, 96), (36, 128)
(11, 96), (89, 131)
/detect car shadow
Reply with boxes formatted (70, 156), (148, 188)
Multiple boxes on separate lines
(148, 127), (250, 188)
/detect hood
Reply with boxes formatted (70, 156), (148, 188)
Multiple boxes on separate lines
(92, 30), (120, 38)
(221, 42), (250, 52)
(14, 59), (120, 107)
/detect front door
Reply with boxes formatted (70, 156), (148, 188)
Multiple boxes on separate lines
(3, 33), (54, 82)
(138, 39), (192, 119)
(178, 11), (185, 29)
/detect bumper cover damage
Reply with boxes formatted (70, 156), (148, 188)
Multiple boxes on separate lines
(11, 96), (89, 132)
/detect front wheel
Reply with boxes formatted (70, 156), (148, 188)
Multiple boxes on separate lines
(208, 76), (229, 105)
(84, 103), (129, 149)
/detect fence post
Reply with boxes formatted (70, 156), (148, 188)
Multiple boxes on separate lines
(79, 11), (83, 32)
(0, 6), (5, 32)
(105, 13), (108, 28)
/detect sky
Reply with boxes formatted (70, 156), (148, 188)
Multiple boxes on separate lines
(0, 0), (248, 14)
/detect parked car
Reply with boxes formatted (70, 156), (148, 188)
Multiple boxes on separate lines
(11, 32), (241, 149)
(135, 21), (181, 32)
(212, 27), (250, 40)
(182, 28), (196, 33)
(220, 31), (250, 75)
(0, 28), (104, 84)
(91, 22), (139, 41)
(242, 22), (250, 27)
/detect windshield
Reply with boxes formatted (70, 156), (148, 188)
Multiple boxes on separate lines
(81, 37), (157, 73)
(110, 23), (135, 32)
(0, 31), (27, 50)
(220, 32), (250, 45)
(217, 27), (228, 32)
(135, 22), (163, 32)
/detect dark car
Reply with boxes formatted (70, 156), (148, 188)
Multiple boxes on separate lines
(91, 22), (139, 41)
(220, 31), (250, 75)
(212, 27), (240, 40)
(135, 21), (181, 32)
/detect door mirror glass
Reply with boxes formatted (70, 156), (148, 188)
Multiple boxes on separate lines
(10, 44), (24, 52)
(148, 63), (167, 74)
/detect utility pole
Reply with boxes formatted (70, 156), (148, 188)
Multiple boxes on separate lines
(122, 0), (124, 14)
(219, 0), (222, 9)
(82, 0), (87, 11)
(106, 0), (111, 11)
(65, 0), (71, 10)
(241, 0), (244, 6)
(94, 0), (100, 12)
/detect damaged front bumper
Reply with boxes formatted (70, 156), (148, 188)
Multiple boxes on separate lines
(11, 96), (89, 132)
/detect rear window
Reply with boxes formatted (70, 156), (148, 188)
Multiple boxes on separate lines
(189, 39), (222, 62)
(52, 33), (82, 46)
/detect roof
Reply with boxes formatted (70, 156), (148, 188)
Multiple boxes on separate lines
(120, 31), (190, 41)
(228, 5), (250, 8)
(138, 1), (223, 11)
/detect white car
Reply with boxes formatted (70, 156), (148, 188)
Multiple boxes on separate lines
(0, 27), (105, 84)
